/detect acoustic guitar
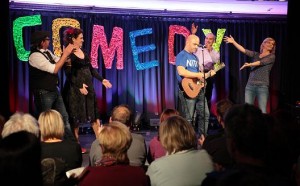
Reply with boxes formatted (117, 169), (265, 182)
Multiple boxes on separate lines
(181, 62), (225, 98)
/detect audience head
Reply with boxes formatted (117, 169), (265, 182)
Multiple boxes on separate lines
(38, 109), (64, 141)
(0, 131), (43, 185)
(1, 112), (40, 138)
(216, 99), (234, 127)
(159, 115), (197, 154)
(110, 104), (133, 127)
(159, 108), (180, 123)
(224, 104), (268, 163)
(98, 121), (132, 165)
(267, 109), (300, 176)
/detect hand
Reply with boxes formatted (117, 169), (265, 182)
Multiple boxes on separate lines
(191, 23), (198, 35)
(198, 134), (205, 146)
(240, 62), (250, 70)
(197, 72), (205, 81)
(63, 44), (75, 55)
(213, 163), (225, 172)
(210, 70), (216, 77)
(65, 58), (72, 66)
(223, 35), (235, 44)
(102, 79), (112, 88)
(79, 83), (88, 95)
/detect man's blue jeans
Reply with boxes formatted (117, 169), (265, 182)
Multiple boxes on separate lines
(178, 89), (209, 136)
(245, 84), (269, 113)
(33, 88), (76, 141)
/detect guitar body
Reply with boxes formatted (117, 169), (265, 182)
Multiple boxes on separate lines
(181, 78), (204, 99)
(181, 62), (225, 98)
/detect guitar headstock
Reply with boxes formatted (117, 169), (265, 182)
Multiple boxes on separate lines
(214, 62), (225, 72)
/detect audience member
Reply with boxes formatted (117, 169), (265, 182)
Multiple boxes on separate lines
(266, 109), (300, 184)
(79, 121), (150, 186)
(38, 109), (82, 186)
(295, 155), (300, 186)
(199, 99), (234, 171)
(0, 114), (6, 138)
(1, 112), (40, 138)
(201, 104), (293, 186)
(0, 131), (43, 186)
(146, 115), (213, 186)
(89, 104), (147, 167)
(147, 108), (179, 164)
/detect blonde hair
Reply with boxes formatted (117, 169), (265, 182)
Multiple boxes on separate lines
(260, 37), (276, 54)
(98, 121), (132, 164)
(159, 116), (197, 154)
(2, 112), (40, 138)
(38, 109), (64, 141)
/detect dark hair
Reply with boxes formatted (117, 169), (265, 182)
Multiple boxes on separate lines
(216, 99), (234, 121)
(0, 131), (43, 185)
(63, 27), (83, 46)
(224, 104), (268, 160)
(159, 108), (180, 123)
(30, 31), (50, 51)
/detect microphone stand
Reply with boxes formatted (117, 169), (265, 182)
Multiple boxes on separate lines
(201, 46), (206, 137)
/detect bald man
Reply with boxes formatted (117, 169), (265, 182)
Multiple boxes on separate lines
(176, 34), (215, 138)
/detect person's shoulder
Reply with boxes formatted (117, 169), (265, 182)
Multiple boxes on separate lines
(149, 136), (159, 142)
(177, 49), (187, 56)
(29, 50), (44, 58)
(90, 139), (100, 151)
(131, 132), (145, 140)
(91, 138), (99, 145)
(61, 140), (81, 149)
(270, 53), (276, 58)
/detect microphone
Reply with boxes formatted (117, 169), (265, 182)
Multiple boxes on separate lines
(198, 44), (206, 48)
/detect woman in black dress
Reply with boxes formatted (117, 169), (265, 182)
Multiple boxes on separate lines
(62, 27), (112, 152)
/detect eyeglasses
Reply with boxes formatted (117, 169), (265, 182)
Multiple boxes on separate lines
(44, 38), (50, 41)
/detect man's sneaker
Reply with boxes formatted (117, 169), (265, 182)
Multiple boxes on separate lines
(81, 147), (87, 154)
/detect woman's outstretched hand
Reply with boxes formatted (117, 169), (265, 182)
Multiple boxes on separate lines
(102, 79), (112, 88)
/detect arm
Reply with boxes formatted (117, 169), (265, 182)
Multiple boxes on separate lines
(89, 64), (112, 88)
(210, 49), (220, 64)
(177, 66), (204, 80)
(223, 35), (246, 54)
(53, 44), (74, 74)
(191, 23), (198, 35)
(177, 66), (215, 80)
(240, 61), (261, 70)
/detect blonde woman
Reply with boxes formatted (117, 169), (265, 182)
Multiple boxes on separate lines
(79, 121), (149, 186)
(146, 116), (213, 186)
(147, 108), (180, 164)
(223, 36), (276, 113)
(38, 109), (82, 185)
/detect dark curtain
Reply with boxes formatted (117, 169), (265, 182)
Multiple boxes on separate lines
(5, 5), (289, 123)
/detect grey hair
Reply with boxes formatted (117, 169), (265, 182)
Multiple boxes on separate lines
(2, 112), (40, 138)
